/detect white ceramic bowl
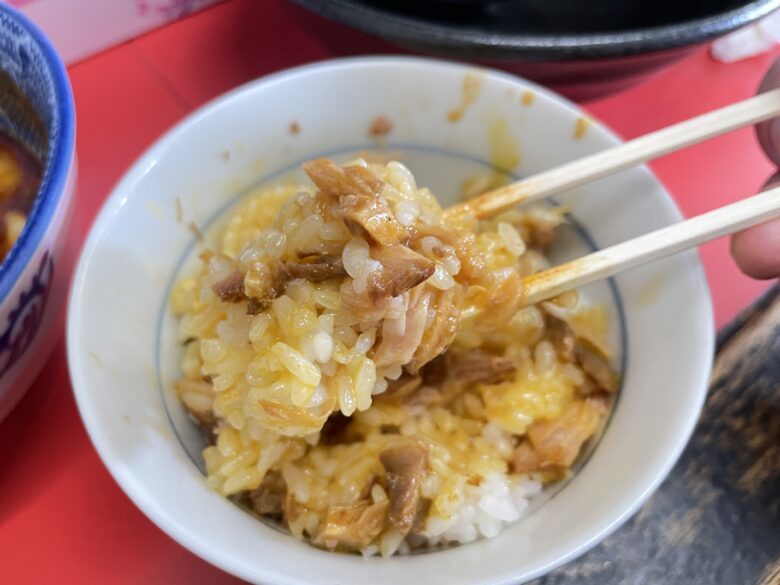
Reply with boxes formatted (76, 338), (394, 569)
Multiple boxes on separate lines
(68, 57), (714, 585)
(0, 3), (76, 420)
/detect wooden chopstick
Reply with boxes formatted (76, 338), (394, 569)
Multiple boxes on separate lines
(444, 87), (780, 221)
(520, 187), (780, 306)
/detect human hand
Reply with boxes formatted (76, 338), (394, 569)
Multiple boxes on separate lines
(730, 59), (780, 279)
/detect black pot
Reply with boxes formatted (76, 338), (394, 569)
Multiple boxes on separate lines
(289, 0), (780, 101)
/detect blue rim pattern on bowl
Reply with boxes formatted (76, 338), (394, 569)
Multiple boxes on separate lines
(0, 3), (75, 301)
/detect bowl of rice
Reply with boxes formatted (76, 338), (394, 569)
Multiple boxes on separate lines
(68, 57), (714, 584)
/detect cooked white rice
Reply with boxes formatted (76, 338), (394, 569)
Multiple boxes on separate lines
(171, 158), (617, 556)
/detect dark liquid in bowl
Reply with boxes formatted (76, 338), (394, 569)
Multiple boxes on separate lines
(362, 0), (763, 34)
(0, 132), (42, 262)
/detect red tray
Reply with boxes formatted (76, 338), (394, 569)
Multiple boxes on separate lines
(0, 1), (776, 582)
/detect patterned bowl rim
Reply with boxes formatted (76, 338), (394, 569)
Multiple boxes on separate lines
(0, 3), (75, 302)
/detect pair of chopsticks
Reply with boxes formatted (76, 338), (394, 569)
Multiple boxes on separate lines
(443, 88), (780, 304)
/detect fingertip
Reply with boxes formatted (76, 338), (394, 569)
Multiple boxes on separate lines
(730, 217), (780, 280)
(756, 119), (780, 168)
(755, 59), (780, 166)
(757, 57), (780, 95)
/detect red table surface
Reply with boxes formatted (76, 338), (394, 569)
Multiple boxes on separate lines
(1, 1), (778, 583)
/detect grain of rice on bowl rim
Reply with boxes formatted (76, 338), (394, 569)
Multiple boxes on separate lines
(171, 157), (619, 556)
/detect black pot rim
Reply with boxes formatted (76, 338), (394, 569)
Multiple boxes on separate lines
(292, 0), (780, 59)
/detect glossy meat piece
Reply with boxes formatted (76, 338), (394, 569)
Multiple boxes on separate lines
(575, 340), (620, 393)
(543, 308), (618, 392)
(313, 500), (388, 551)
(304, 158), (409, 246)
(372, 287), (430, 369)
(380, 443), (427, 534)
(175, 378), (216, 430)
(340, 280), (395, 323)
(286, 253), (347, 282)
(244, 259), (289, 315)
(339, 244), (434, 323)
(545, 314), (577, 362)
(408, 287), (462, 373)
(461, 270), (525, 335)
(446, 350), (516, 384)
(527, 398), (607, 468)
(411, 224), (486, 283)
(211, 268), (245, 303)
(368, 244), (435, 300)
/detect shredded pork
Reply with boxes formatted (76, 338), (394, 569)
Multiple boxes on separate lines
(380, 444), (428, 535)
(212, 268), (245, 303)
(244, 259), (289, 314)
(367, 244), (435, 299)
(575, 341), (619, 393)
(526, 397), (607, 468)
(286, 253), (347, 282)
(304, 158), (409, 246)
(446, 350), (516, 385)
(410, 224), (486, 283)
(408, 287), (462, 373)
(314, 500), (389, 550)
(372, 287), (430, 369)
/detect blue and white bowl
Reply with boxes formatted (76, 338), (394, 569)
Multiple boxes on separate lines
(0, 4), (76, 420)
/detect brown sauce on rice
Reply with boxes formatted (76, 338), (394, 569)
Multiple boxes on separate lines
(171, 158), (619, 556)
